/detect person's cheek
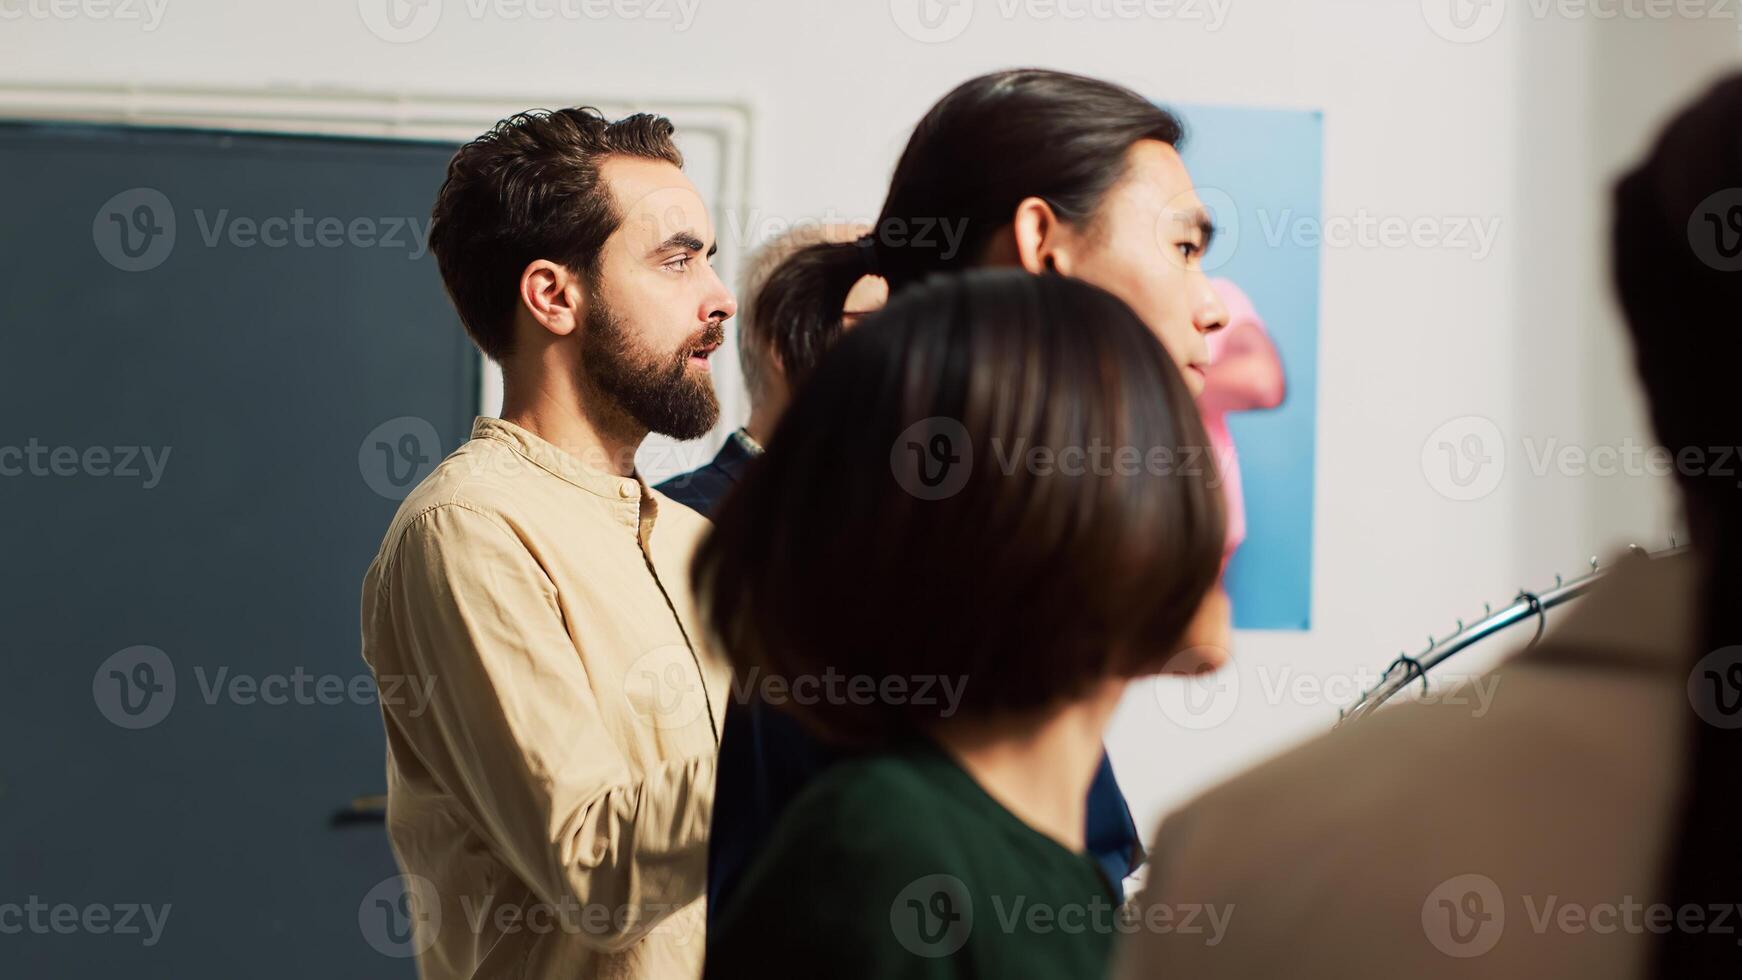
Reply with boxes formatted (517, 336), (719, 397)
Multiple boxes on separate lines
(1167, 322), (1197, 372)
(1175, 588), (1232, 673)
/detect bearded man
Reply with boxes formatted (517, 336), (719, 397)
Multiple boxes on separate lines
(359, 108), (736, 980)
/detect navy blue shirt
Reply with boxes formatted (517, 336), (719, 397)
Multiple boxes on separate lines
(656, 431), (758, 517)
(657, 433), (1145, 929)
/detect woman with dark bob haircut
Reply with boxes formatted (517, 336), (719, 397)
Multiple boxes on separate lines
(697, 269), (1230, 978)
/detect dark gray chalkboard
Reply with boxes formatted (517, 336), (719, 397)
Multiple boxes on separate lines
(0, 122), (477, 977)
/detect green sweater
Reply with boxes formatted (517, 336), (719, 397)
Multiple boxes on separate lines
(704, 741), (1119, 979)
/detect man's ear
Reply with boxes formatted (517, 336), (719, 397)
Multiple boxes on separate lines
(1010, 196), (1077, 276)
(518, 259), (585, 338)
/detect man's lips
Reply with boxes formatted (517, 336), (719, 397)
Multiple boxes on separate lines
(688, 341), (720, 369)
(685, 320), (726, 370)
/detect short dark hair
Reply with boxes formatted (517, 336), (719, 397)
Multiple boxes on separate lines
(692, 270), (1225, 747)
(765, 69), (1186, 355)
(428, 108), (683, 361)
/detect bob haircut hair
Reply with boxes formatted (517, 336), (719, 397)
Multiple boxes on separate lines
(692, 269), (1225, 747)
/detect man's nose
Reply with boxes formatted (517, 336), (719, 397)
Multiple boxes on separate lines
(1196, 279), (1229, 334)
(704, 268), (737, 323)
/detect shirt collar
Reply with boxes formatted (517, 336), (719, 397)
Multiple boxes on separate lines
(731, 427), (765, 457)
(470, 416), (649, 505)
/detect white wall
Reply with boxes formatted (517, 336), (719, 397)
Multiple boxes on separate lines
(7, 0), (1735, 838)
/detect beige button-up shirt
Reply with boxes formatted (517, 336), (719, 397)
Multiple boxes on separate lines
(360, 417), (728, 980)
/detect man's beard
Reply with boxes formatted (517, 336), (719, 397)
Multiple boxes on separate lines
(582, 293), (723, 442)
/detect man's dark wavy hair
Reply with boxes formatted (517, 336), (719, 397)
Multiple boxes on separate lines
(428, 107), (683, 361)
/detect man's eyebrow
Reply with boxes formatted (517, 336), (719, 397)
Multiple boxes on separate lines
(650, 231), (717, 259)
(1190, 207), (1217, 251)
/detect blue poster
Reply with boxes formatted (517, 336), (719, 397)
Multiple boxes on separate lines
(1176, 104), (1323, 630)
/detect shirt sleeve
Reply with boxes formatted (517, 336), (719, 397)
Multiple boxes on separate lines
(374, 501), (713, 953)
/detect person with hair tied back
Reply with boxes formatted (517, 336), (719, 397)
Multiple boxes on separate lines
(704, 68), (1234, 925)
(696, 270), (1231, 979)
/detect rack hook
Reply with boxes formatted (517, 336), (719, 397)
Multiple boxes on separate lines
(1517, 589), (1548, 649)
(1386, 652), (1430, 697)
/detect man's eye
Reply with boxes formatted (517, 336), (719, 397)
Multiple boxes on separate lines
(665, 255), (692, 272)
(1178, 242), (1202, 260)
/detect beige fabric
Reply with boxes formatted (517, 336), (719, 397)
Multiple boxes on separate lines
(360, 417), (729, 980)
(1116, 550), (1701, 980)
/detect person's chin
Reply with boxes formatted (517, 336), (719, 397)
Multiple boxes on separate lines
(1183, 364), (1208, 395)
(1161, 643), (1231, 676)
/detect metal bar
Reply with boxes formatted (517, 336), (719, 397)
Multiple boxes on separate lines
(1337, 544), (1686, 725)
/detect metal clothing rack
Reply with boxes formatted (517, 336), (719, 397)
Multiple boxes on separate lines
(1336, 541), (1689, 726)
